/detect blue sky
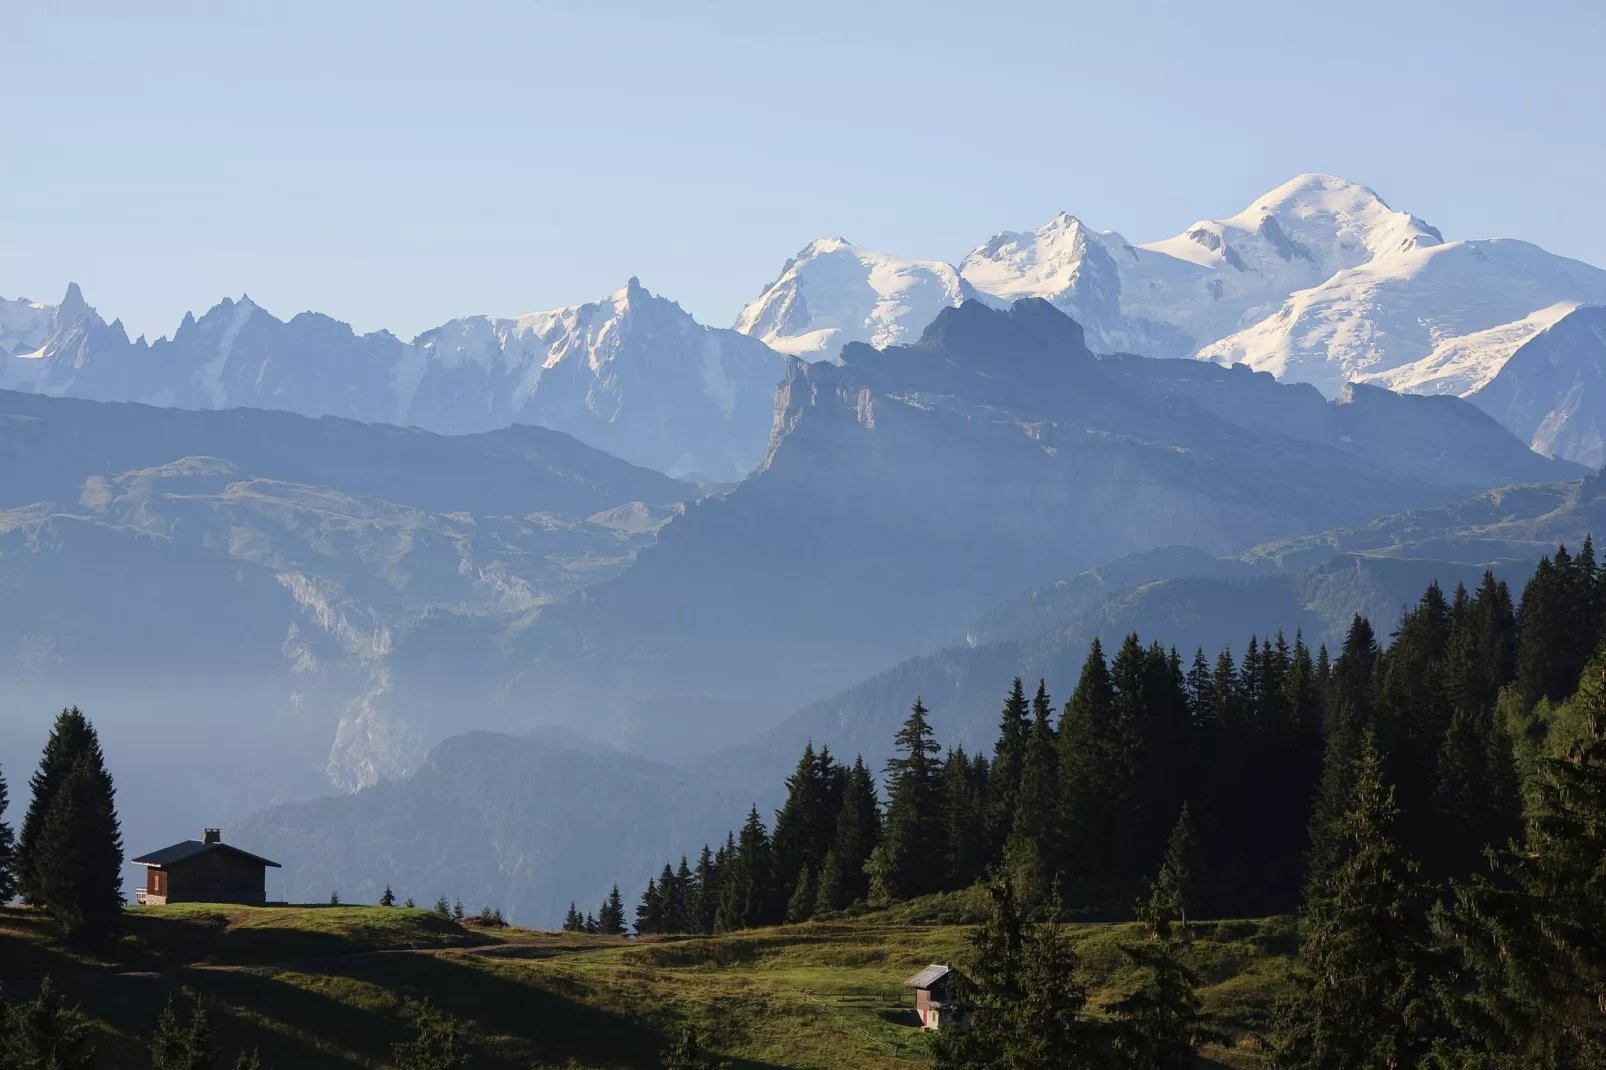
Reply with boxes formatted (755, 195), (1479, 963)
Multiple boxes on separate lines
(4, 0), (1604, 339)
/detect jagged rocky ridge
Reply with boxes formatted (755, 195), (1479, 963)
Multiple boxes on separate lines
(0, 280), (786, 481)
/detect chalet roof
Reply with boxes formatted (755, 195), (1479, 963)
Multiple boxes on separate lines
(131, 840), (281, 869)
(905, 964), (955, 989)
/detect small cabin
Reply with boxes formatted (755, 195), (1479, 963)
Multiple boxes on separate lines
(132, 828), (281, 905)
(904, 963), (969, 1031)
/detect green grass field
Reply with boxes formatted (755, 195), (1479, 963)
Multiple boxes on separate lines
(0, 899), (1297, 1068)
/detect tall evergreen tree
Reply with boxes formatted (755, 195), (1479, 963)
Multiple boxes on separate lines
(932, 880), (1102, 1069)
(1059, 638), (1143, 911)
(597, 885), (626, 936)
(17, 707), (103, 905)
(825, 757), (880, 909)
(672, 857), (695, 934)
(635, 878), (663, 935)
(562, 903), (584, 932)
(939, 746), (988, 891)
(32, 751), (124, 940)
(875, 699), (943, 901)
(0, 759), (15, 904)
(690, 844), (720, 935)
(1006, 682), (1060, 902)
(1270, 734), (1442, 1069)
(985, 679), (1032, 862)
(771, 743), (840, 909)
(716, 806), (776, 930)
(1109, 940), (1220, 1069)
(1141, 804), (1199, 941)
(1440, 661), (1606, 1066)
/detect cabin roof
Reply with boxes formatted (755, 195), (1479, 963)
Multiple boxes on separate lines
(131, 840), (281, 869)
(905, 964), (954, 989)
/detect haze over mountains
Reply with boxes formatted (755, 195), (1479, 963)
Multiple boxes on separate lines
(6, 172), (1606, 922)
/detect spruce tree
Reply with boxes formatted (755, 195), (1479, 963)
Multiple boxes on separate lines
(1440, 663), (1606, 1066)
(877, 699), (943, 901)
(985, 679), (1032, 862)
(671, 857), (694, 934)
(0, 759), (15, 903)
(828, 757), (880, 907)
(939, 746), (987, 891)
(149, 992), (219, 1070)
(3, 976), (95, 1069)
(716, 807), (776, 930)
(785, 865), (816, 923)
(380, 885), (396, 908)
(813, 850), (844, 917)
(635, 878), (663, 935)
(1141, 804), (1199, 941)
(932, 880), (1102, 1069)
(563, 903), (584, 932)
(690, 844), (719, 934)
(17, 707), (103, 905)
(33, 752), (124, 940)
(1005, 682), (1060, 903)
(1269, 734), (1442, 1069)
(770, 743), (827, 907)
(1059, 638), (1142, 911)
(1109, 940), (1220, 1069)
(598, 885), (626, 936)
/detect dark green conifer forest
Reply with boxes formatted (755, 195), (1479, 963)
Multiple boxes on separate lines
(625, 542), (1606, 1066)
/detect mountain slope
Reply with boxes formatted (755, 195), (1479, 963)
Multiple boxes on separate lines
(0, 388), (691, 868)
(502, 299), (1575, 736)
(1470, 306), (1606, 466)
(0, 280), (787, 480)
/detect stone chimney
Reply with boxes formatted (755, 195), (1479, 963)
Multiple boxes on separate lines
(202, 828), (222, 845)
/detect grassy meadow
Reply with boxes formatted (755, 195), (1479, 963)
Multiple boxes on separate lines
(0, 896), (1298, 1068)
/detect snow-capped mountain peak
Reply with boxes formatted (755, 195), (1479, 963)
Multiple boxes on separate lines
(734, 238), (980, 360)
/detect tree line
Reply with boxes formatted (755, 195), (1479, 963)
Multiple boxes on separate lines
(603, 539), (1606, 1067)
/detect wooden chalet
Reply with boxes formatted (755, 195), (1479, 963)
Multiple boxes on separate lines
(904, 963), (969, 1031)
(132, 828), (280, 905)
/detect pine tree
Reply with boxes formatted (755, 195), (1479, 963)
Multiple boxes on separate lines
(771, 743), (828, 908)
(1109, 940), (1221, 1069)
(716, 807), (776, 931)
(433, 896), (450, 917)
(1269, 734), (1442, 1069)
(1059, 638), (1143, 911)
(877, 699), (943, 901)
(813, 850), (843, 917)
(583, 912), (598, 935)
(785, 865), (816, 923)
(1440, 662), (1606, 1066)
(0, 758), (15, 903)
(1141, 804), (1199, 941)
(32, 751), (124, 941)
(598, 884), (626, 936)
(635, 878), (663, 935)
(379, 885), (396, 907)
(17, 707), (104, 905)
(149, 992), (219, 1070)
(671, 857), (694, 934)
(985, 679), (1032, 862)
(939, 746), (987, 891)
(3, 976), (96, 1069)
(562, 902), (584, 932)
(932, 880), (1102, 1069)
(827, 757), (880, 908)
(389, 1001), (468, 1070)
(690, 845), (719, 934)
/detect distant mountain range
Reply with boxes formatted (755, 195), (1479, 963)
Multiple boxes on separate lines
(6, 174), (1605, 469)
(0, 280), (784, 481)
